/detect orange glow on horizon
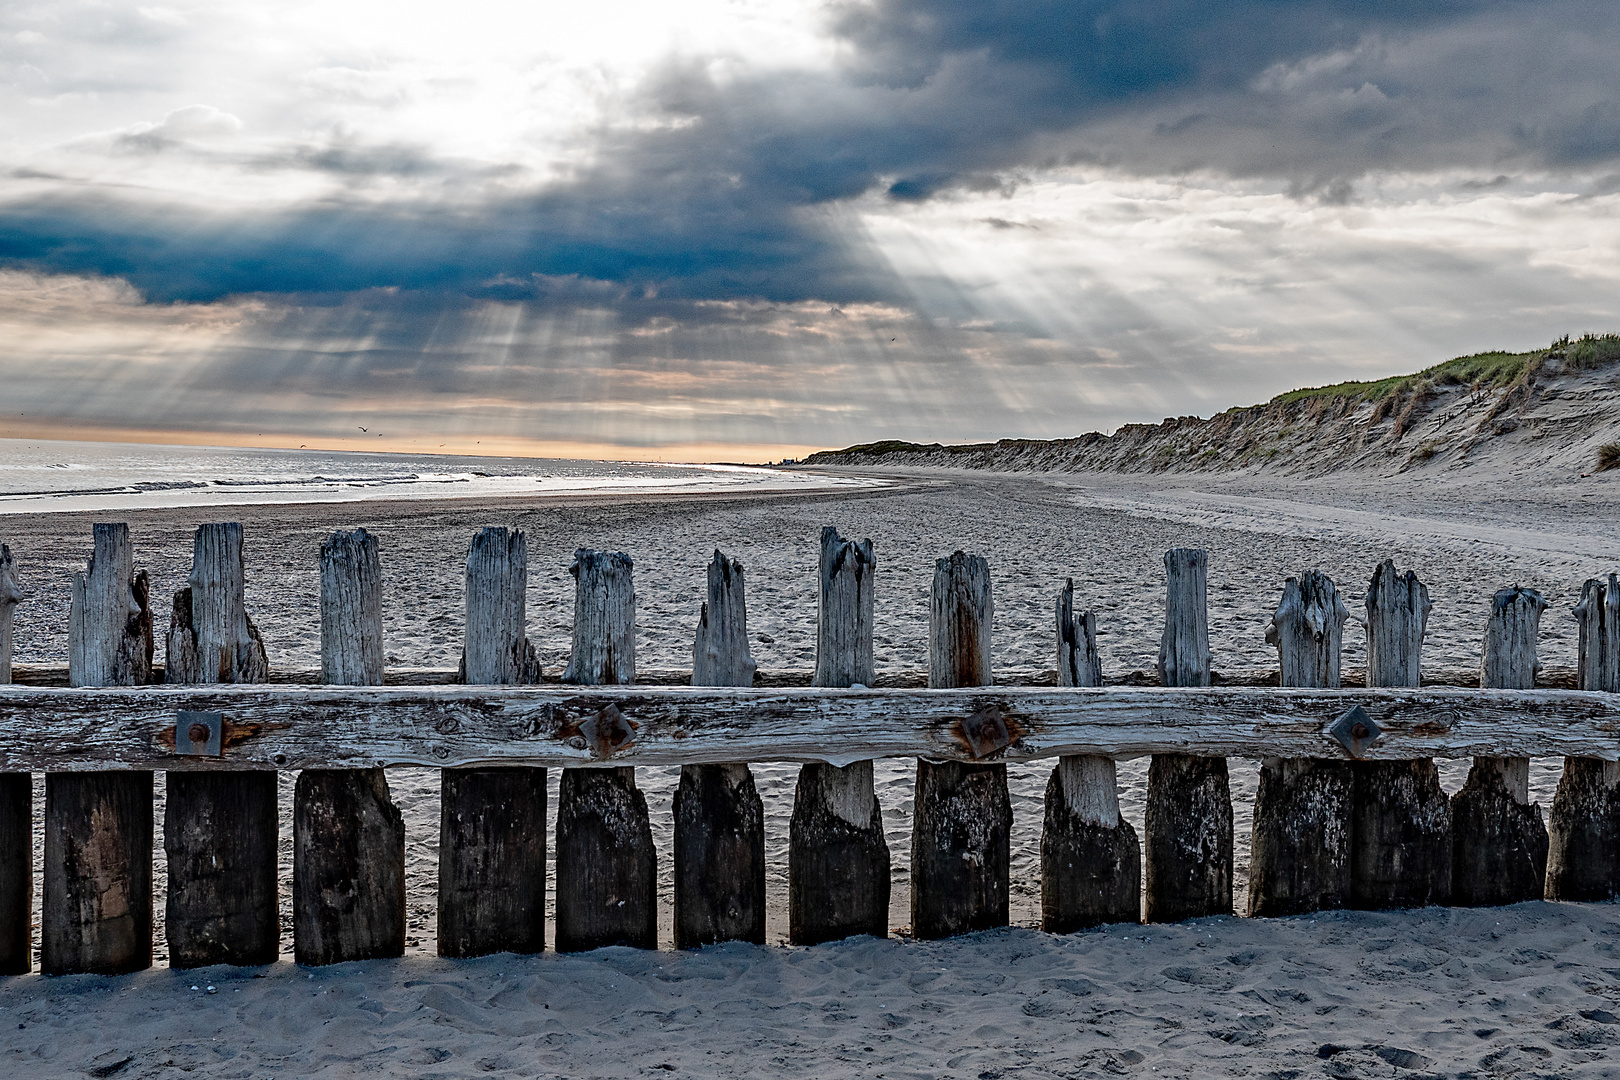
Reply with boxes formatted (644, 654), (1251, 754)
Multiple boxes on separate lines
(0, 420), (830, 466)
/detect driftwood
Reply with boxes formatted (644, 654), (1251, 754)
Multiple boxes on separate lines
(1548, 574), (1620, 900)
(441, 528), (546, 958)
(792, 526), (889, 945)
(0, 544), (22, 685)
(1248, 571), (1352, 917)
(1452, 587), (1549, 905)
(1145, 549), (1232, 922)
(555, 550), (656, 952)
(45, 522), (154, 976)
(0, 545), (26, 974)
(164, 522), (278, 968)
(1042, 579), (1138, 931)
(913, 551), (1010, 939)
(294, 530), (405, 966)
(675, 551), (765, 948)
(0, 684), (1616, 771)
(1354, 561), (1450, 909)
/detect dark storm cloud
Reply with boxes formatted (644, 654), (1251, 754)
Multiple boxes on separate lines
(4, 0), (1618, 304)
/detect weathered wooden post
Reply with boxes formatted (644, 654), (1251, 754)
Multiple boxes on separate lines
(294, 529), (406, 966)
(1144, 548), (1232, 922)
(1547, 573), (1620, 900)
(163, 522), (279, 967)
(913, 550), (1011, 939)
(1449, 587), (1551, 904)
(1042, 579), (1139, 931)
(555, 549), (657, 952)
(789, 527), (890, 945)
(1353, 560), (1451, 908)
(440, 527), (546, 957)
(44, 522), (154, 975)
(0, 543), (29, 974)
(1247, 571), (1353, 916)
(674, 550), (765, 948)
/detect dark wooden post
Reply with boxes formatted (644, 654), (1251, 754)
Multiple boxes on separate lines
(1451, 587), (1550, 905)
(1144, 548), (1233, 922)
(294, 529), (406, 966)
(440, 527), (546, 957)
(1042, 579), (1139, 931)
(791, 527), (890, 944)
(0, 544), (29, 975)
(674, 551), (766, 948)
(555, 549), (656, 952)
(1353, 560), (1451, 909)
(1247, 571), (1353, 916)
(164, 522), (279, 967)
(44, 522), (154, 975)
(912, 550), (1011, 939)
(1547, 573), (1620, 900)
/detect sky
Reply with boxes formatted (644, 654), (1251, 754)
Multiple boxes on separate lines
(3, 0), (1620, 461)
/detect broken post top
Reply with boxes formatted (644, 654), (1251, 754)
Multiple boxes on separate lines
(563, 548), (635, 686)
(1266, 569), (1348, 689)
(929, 550), (992, 689)
(1573, 573), (1619, 693)
(170, 521), (269, 685)
(0, 543), (24, 685)
(693, 549), (755, 688)
(321, 528), (384, 687)
(69, 522), (152, 688)
(1481, 585), (1546, 691)
(1365, 559), (1431, 688)
(1158, 547), (1210, 688)
(1056, 578), (1102, 689)
(814, 526), (875, 689)
(462, 526), (540, 686)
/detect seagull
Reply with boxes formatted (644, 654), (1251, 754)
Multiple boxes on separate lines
(358, 426), (368, 433)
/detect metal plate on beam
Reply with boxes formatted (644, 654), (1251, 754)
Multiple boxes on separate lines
(1326, 704), (1381, 758)
(175, 711), (223, 757)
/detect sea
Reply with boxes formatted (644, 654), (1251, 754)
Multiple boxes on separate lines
(0, 438), (871, 514)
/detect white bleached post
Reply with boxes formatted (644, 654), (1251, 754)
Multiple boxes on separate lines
(1247, 570), (1353, 917)
(1041, 578), (1140, 931)
(1548, 573), (1620, 900)
(555, 549), (657, 952)
(46, 522), (154, 976)
(164, 522), (279, 969)
(1451, 585), (1549, 905)
(1144, 548), (1233, 922)
(790, 526), (890, 945)
(1352, 559), (1450, 909)
(674, 550), (766, 948)
(0, 543), (27, 975)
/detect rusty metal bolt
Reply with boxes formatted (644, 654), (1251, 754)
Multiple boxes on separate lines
(188, 723), (212, 744)
(1351, 722), (1370, 739)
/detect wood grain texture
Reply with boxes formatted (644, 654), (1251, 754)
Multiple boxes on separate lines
(164, 522), (278, 968)
(1248, 571), (1352, 918)
(1043, 579), (1139, 932)
(1355, 560), (1450, 910)
(1452, 586), (1548, 906)
(0, 684), (1615, 770)
(296, 530), (405, 966)
(1548, 573), (1620, 900)
(1146, 548), (1232, 923)
(0, 544), (23, 685)
(792, 522), (888, 945)
(676, 550), (764, 949)
(48, 522), (154, 976)
(556, 549), (655, 952)
(441, 526), (545, 958)
(914, 551), (1009, 940)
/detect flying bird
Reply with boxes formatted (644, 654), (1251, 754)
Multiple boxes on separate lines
(358, 426), (368, 432)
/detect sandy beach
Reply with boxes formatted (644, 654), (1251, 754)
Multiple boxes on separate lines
(1, 463), (1618, 1076)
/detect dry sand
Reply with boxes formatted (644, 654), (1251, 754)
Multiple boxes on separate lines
(1, 465), (1618, 1077)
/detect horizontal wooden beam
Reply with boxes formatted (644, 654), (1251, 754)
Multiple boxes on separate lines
(0, 685), (1615, 771)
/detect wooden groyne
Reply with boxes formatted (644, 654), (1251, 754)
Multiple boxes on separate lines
(0, 523), (1617, 975)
